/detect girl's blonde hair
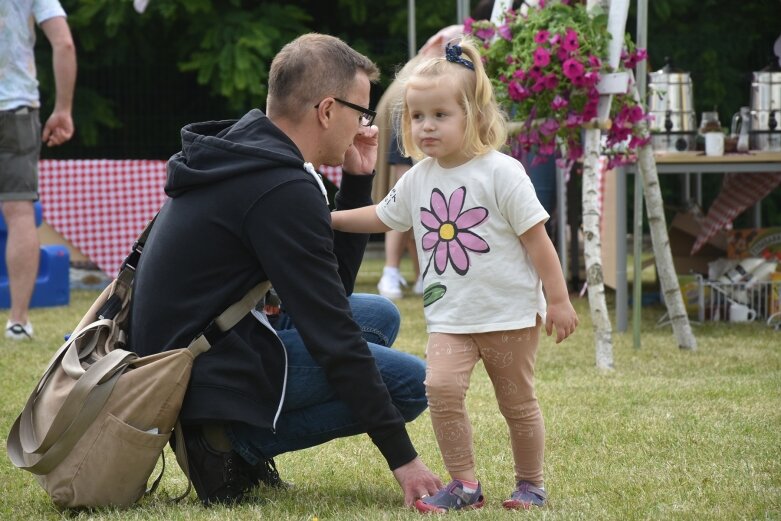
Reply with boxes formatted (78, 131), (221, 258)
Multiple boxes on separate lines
(397, 36), (507, 161)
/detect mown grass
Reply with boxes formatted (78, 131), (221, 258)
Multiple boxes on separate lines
(0, 257), (779, 520)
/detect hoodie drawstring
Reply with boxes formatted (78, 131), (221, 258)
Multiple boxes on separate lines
(303, 162), (329, 205)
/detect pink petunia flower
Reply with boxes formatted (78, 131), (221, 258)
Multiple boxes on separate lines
(498, 24), (513, 41)
(463, 17), (474, 34)
(475, 25), (496, 41)
(533, 47), (551, 68)
(420, 187), (490, 277)
(539, 118), (560, 136)
(538, 141), (556, 156)
(534, 30), (550, 44)
(582, 71), (600, 87)
(562, 28), (580, 52)
(562, 58), (585, 80)
(508, 81), (530, 101)
(551, 95), (569, 111)
(527, 66), (543, 80)
(531, 78), (547, 93)
(566, 113), (583, 128)
(543, 73), (558, 90)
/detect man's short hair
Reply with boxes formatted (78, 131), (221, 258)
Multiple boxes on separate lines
(267, 33), (379, 121)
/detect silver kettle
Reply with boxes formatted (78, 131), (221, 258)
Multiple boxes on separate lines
(750, 65), (781, 151)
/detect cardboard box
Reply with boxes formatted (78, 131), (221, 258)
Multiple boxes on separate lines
(726, 228), (781, 261)
(669, 211), (728, 275)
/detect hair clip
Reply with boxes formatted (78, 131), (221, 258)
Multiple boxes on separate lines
(445, 43), (475, 71)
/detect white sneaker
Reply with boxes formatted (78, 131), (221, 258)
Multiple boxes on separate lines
(5, 320), (33, 341)
(377, 267), (407, 300)
(413, 275), (424, 295)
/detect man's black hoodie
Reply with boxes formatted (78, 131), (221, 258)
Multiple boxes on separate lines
(129, 109), (416, 469)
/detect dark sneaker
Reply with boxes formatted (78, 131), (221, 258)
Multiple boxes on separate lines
(181, 426), (257, 505)
(249, 456), (289, 489)
(502, 480), (547, 510)
(414, 480), (485, 514)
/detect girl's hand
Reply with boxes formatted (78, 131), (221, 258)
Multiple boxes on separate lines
(545, 300), (578, 343)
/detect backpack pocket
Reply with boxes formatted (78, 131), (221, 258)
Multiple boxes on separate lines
(57, 413), (170, 508)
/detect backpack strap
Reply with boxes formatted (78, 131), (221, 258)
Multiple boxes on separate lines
(186, 280), (271, 356)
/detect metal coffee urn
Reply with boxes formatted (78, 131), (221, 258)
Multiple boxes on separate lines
(648, 61), (697, 152)
(750, 65), (781, 151)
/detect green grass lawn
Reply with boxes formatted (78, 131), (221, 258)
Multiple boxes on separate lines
(1, 257), (779, 520)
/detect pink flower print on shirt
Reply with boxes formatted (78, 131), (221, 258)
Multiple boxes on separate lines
(420, 187), (490, 278)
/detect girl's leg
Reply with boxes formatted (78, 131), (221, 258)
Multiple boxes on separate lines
(424, 333), (480, 483)
(476, 323), (544, 486)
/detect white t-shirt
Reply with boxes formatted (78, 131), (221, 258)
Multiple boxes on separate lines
(0, 0), (66, 110)
(376, 150), (549, 334)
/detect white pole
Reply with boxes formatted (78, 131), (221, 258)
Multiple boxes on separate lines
(632, 0), (648, 347)
(457, 0), (469, 23)
(408, 0), (416, 59)
(491, 0), (512, 23)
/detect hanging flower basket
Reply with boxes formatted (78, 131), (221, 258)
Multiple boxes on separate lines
(468, 0), (650, 169)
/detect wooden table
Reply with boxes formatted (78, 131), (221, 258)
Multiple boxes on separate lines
(616, 151), (781, 331)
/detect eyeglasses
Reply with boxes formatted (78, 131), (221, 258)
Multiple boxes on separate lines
(314, 97), (376, 127)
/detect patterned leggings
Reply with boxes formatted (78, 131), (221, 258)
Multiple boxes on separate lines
(424, 320), (544, 485)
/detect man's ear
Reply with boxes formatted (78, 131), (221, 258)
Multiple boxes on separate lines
(315, 98), (334, 128)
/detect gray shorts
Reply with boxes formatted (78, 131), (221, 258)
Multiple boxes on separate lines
(0, 107), (41, 201)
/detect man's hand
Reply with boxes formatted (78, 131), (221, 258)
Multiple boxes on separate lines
(42, 109), (74, 147)
(392, 457), (443, 507)
(342, 125), (378, 175)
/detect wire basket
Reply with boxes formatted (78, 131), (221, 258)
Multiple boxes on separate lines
(695, 275), (781, 322)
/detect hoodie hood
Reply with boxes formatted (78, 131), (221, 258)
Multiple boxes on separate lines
(165, 109), (307, 197)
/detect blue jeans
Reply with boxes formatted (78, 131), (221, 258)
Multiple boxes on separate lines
(229, 293), (428, 464)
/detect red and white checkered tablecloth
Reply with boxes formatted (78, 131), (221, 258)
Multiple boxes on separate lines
(691, 172), (781, 254)
(37, 161), (344, 276)
(38, 159), (168, 276)
(319, 165), (342, 187)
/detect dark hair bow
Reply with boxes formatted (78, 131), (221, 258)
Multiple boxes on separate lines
(445, 43), (475, 71)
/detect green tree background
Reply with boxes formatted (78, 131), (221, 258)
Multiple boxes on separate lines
(37, 0), (780, 159)
(36, 0), (780, 223)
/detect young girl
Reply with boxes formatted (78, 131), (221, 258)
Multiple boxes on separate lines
(331, 37), (578, 513)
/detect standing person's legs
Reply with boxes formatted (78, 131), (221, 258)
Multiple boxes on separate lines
(424, 333), (481, 482)
(476, 323), (544, 486)
(229, 293), (426, 461)
(3, 201), (39, 325)
(0, 107), (41, 339)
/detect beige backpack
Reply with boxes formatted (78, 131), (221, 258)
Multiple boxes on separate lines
(6, 221), (268, 508)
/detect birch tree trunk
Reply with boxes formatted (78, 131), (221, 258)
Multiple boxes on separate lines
(628, 75), (698, 350)
(582, 129), (614, 369)
(583, 0), (619, 369)
(635, 145), (697, 350)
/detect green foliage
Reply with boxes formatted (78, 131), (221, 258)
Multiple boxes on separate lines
(177, 5), (310, 110)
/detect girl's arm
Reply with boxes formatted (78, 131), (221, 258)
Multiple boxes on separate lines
(332, 205), (392, 234)
(520, 221), (579, 343)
